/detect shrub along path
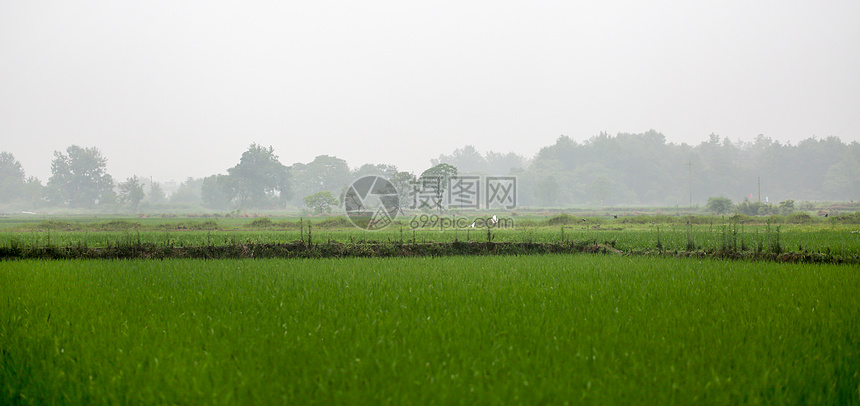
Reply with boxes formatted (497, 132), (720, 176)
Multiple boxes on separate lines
(1, 239), (854, 264)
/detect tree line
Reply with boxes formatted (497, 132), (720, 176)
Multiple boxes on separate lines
(513, 131), (858, 207)
(1, 132), (858, 212)
(0, 144), (419, 212)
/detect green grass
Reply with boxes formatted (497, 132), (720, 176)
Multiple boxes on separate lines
(2, 255), (857, 404)
(2, 219), (858, 260)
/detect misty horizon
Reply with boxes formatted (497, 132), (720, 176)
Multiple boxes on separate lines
(5, 131), (856, 184)
(2, 131), (857, 211)
(2, 1), (859, 183)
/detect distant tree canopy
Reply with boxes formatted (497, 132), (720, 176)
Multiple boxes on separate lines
(431, 145), (526, 175)
(303, 191), (338, 214)
(387, 171), (417, 213)
(47, 146), (114, 208)
(197, 144), (292, 210)
(706, 196), (733, 215)
(0, 152), (44, 208)
(118, 176), (145, 211)
(200, 174), (233, 210)
(351, 163), (399, 179)
(3, 133), (859, 211)
(290, 155), (352, 204)
(149, 182), (166, 203)
(0, 152), (26, 203)
(419, 163), (458, 212)
(513, 131), (860, 206)
(170, 177), (203, 204)
(227, 144), (292, 208)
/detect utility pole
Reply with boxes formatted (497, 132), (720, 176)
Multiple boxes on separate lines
(686, 160), (692, 208)
(758, 176), (761, 203)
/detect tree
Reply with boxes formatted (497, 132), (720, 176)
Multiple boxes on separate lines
(47, 146), (114, 208)
(201, 174), (234, 210)
(432, 145), (485, 174)
(388, 171), (416, 213)
(536, 176), (559, 206)
(419, 163), (458, 212)
(352, 163), (399, 179)
(736, 198), (774, 216)
(21, 177), (46, 208)
(420, 163), (458, 182)
(590, 175), (612, 206)
(171, 177), (203, 204)
(823, 147), (860, 201)
(484, 151), (526, 175)
(227, 144), (291, 208)
(303, 191), (338, 214)
(778, 199), (795, 215)
(99, 189), (119, 211)
(291, 155), (351, 202)
(118, 176), (145, 211)
(706, 196), (733, 214)
(0, 152), (26, 204)
(433, 146), (527, 175)
(149, 182), (166, 203)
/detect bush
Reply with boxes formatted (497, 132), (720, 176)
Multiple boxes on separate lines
(304, 191), (338, 215)
(829, 211), (860, 224)
(706, 196), (733, 214)
(736, 199), (775, 216)
(729, 214), (755, 223)
(623, 215), (674, 224)
(157, 220), (220, 231)
(316, 217), (352, 229)
(515, 219), (538, 227)
(247, 217), (275, 228)
(546, 213), (580, 225)
(778, 199), (795, 215)
(682, 215), (715, 225)
(786, 213), (815, 224)
(34, 220), (80, 231)
(95, 220), (142, 230)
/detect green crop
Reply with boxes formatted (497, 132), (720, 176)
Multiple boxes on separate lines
(2, 255), (857, 404)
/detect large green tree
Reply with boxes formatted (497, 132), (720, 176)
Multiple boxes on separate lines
(227, 144), (291, 208)
(201, 174), (234, 210)
(0, 152), (26, 204)
(291, 155), (351, 202)
(419, 163), (458, 212)
(118, 176), (145, 211)
(47, 146), (114, 208)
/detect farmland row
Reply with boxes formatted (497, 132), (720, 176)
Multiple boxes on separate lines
(2, 225), (859, 261)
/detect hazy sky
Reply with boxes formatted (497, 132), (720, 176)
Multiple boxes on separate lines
(2, 0), (859, 183)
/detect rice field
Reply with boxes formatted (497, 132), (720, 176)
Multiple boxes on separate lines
(1, 255), (858, 404)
